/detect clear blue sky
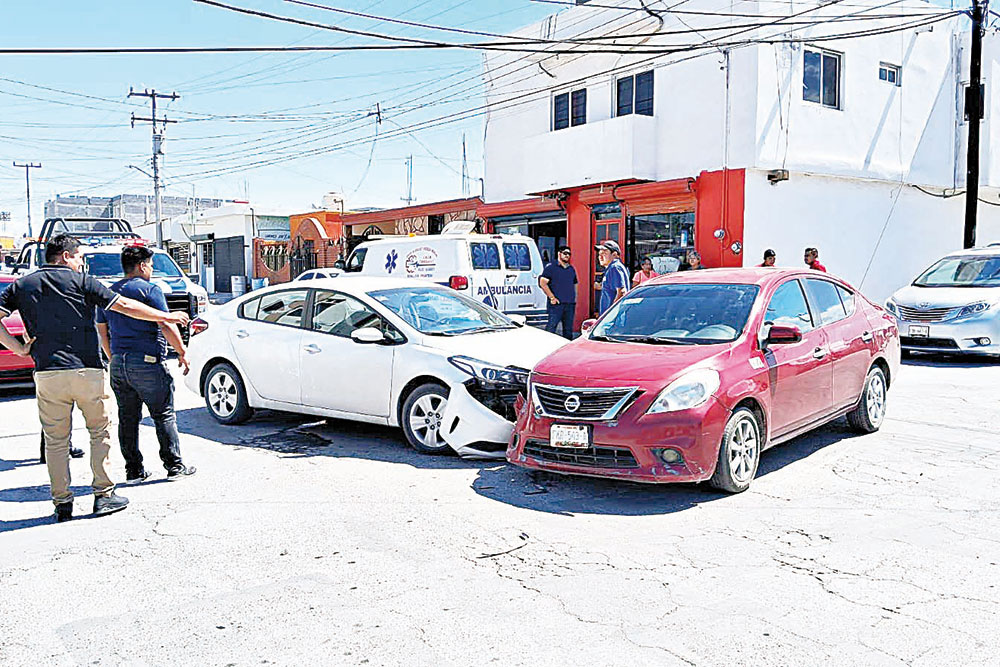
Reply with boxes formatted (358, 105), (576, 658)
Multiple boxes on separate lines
(0, 0), (556, 236)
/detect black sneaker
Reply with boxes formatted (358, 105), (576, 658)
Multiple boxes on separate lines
(167, 465), (197, 481)
(69, 447), (85, 459)
(54, 502), (73, 523)
(93, 492), (129, 516)
(124, 470), (152, 485)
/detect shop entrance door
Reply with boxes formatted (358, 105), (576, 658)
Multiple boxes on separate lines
(591, 203), (623, 316)
(625, 211), (695, 276)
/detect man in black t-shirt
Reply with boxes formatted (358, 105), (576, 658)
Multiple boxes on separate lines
(539, 246), (578, 339)
(0, 235), (189, 522)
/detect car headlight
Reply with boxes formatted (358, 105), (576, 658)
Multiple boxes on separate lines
(957, 301), (994, 318)
(885, 298), (899, 317)
(449, 356), (528, 387)
(646, 369), (720, 414)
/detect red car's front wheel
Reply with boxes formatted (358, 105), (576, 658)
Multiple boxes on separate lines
(709, 407), (762, 494)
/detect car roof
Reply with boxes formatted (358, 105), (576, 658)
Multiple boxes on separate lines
(943, 245), (1000, 257)
(356, 233), (530, 246)
(643, 267), (847, 288)
(244, 275), (441, 299)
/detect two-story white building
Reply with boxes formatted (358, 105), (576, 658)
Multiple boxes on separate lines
(479, 0), (1000, 320)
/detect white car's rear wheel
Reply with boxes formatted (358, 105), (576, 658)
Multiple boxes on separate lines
(401, 383), (452, 455)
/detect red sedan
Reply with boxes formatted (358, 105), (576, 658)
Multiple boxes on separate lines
(508, 268), (900, 493)
(0, 275), (34, 387)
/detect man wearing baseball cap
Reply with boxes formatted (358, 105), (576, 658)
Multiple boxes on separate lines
(594, 240), (630, 315)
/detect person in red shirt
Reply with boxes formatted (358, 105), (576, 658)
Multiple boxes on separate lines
(759, 249), (776, 267)
(804, 247), (827, 272)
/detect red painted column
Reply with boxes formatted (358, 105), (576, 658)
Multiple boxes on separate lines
(564, 191), (594, 331)
(695, 169), (746, 268)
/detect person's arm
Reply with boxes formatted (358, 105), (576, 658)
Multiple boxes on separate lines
(538, 276), (558, 305)
(96, 322), (112, 360)
(0, 319), (31, 357)
(110, 296), (189, 326)
(613, 267), (628, 303)
(159, 322), (190, 375)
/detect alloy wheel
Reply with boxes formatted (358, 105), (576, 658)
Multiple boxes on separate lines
(408, 393), (448, 450)
(208, 371), (238, 418)
(728, 415), (759, 484)
(866, 374), (886, 426)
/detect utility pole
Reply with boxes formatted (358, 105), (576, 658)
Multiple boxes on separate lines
(129, 88), (178, 248)
(964, 1), (987, 249)
(401, 155), (415, 205)
(461, 133), (470, 196)
(12, 162), (41, 237)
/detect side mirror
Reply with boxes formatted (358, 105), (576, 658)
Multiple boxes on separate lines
(333, 260), (346, 271)
(187, 273), (200, 285)
(581, 319), (597, 333)
(508, 313), (526, 327)
(765, 324), (802, 346)
(351, 327), (386, 344)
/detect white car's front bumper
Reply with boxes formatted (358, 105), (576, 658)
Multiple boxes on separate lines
(898, 315), (1000, 355)
(440, 382), (514, 459)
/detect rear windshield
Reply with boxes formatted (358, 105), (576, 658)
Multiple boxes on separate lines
(85, 252), (183, 279)
(502, 243), (532, 271)
(469, 242), (501, 270)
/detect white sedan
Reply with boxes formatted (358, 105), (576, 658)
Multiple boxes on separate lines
(184, 276), (567, 458)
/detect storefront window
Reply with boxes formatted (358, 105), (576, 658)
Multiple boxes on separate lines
(628, 212), (694, 274)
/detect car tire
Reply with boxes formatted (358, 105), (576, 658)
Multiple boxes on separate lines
(709, 407), (762, 494)
(203, 362), (253, 425)
(847, 366), (887, 434)
(401, 383), (452, 455)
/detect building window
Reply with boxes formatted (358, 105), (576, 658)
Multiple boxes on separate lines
(616, 70), (654, 117)
(879, 62), (901, 86)
(803, 48), (841, 109)
(553, 89), (587, 130)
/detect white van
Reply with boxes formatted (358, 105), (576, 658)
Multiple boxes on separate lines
(343, 232), (548, 326)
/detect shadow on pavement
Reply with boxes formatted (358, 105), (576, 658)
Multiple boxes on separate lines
(471, 419), (865, 517)
(174, 406), (492, 472)
(0, 456), (40, 473)
(902, 352), (1000, 368)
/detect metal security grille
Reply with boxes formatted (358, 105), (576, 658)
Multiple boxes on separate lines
(532, 384), (639, 421)
(523, 441), (639, 469)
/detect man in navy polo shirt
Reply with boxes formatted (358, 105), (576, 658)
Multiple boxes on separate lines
(0, 235), (189, 522)
(96, 246), (196, 486)
(539, 245), (577, 339)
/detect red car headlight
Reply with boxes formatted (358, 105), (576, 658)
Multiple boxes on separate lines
(646, 369), (720, 414)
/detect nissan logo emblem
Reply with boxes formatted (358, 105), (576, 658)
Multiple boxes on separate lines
(564, 395), (581, 413)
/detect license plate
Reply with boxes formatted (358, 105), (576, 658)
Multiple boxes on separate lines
(908, 325), (930, 338)
(550, 424), (589, 449)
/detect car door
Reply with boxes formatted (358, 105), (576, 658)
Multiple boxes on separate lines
(501, 240), (544, 313)
(804, 278), (873, 410)
(298, 289), (397, 417)
(230, 289), (308, 404)
(762, 278), (834, 436)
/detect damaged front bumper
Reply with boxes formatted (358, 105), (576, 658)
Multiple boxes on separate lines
(440, 381), (519, 459)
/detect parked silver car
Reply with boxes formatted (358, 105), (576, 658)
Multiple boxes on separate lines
(886, 246), (1000, 356)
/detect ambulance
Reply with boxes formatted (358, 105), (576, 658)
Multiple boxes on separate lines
(342, 227), (548, 327)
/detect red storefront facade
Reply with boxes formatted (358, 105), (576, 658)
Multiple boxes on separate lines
(478, 169), (745, 329)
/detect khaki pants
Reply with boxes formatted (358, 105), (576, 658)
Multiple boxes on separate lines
(34, 368), (115, 505)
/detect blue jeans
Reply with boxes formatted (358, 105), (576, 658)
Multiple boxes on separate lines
(109, 354), (183, 476)
(546, 302), (576, 340)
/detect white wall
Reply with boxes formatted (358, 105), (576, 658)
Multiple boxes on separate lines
(743, 169), (1000, 304)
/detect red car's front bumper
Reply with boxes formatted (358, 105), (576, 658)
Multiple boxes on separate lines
(0, 315), (35, 384)
(507, 390), (731, 484)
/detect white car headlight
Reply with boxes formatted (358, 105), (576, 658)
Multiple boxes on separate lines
(449, 356), (528, 387)
(646, 369), (720, 414)
(885, 298), (899, 317)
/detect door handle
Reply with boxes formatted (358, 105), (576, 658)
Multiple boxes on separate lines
(812, 347), (826, 360)
(303, 343), (322, 354)
(235, 329), (249, 339)
(861, 331), (874, 342)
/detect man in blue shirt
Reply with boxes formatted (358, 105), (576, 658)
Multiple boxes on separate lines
(594, 240), (629, 315)
(96, 246), (196, 485)
(539, 245), (577, 339)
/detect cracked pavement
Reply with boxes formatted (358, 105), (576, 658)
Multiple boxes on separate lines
(1, 356), (998, 665)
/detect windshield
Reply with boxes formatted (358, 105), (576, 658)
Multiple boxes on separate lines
(371, 286), (514, 335)
(592, 283), (760, 344)
(84, 252), (183, 279)
(913, 255), (1000, 287)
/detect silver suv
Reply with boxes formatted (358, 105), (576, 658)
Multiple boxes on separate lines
(887, 246), (1000, 356)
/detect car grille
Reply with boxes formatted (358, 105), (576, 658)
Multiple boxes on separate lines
(165, 293), (192, 315)
(901, 336), (959, 349)
(532, 383), (640, 421)
(896, 305), (958, 322)
(523, 440), (639, 469)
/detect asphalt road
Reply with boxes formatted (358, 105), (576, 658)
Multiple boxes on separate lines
(1, 355), (998, 666)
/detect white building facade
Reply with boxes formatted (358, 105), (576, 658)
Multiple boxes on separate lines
(480, 0), (1000, 310)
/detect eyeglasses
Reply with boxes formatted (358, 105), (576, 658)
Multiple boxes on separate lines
(560, 250), (572, 256)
